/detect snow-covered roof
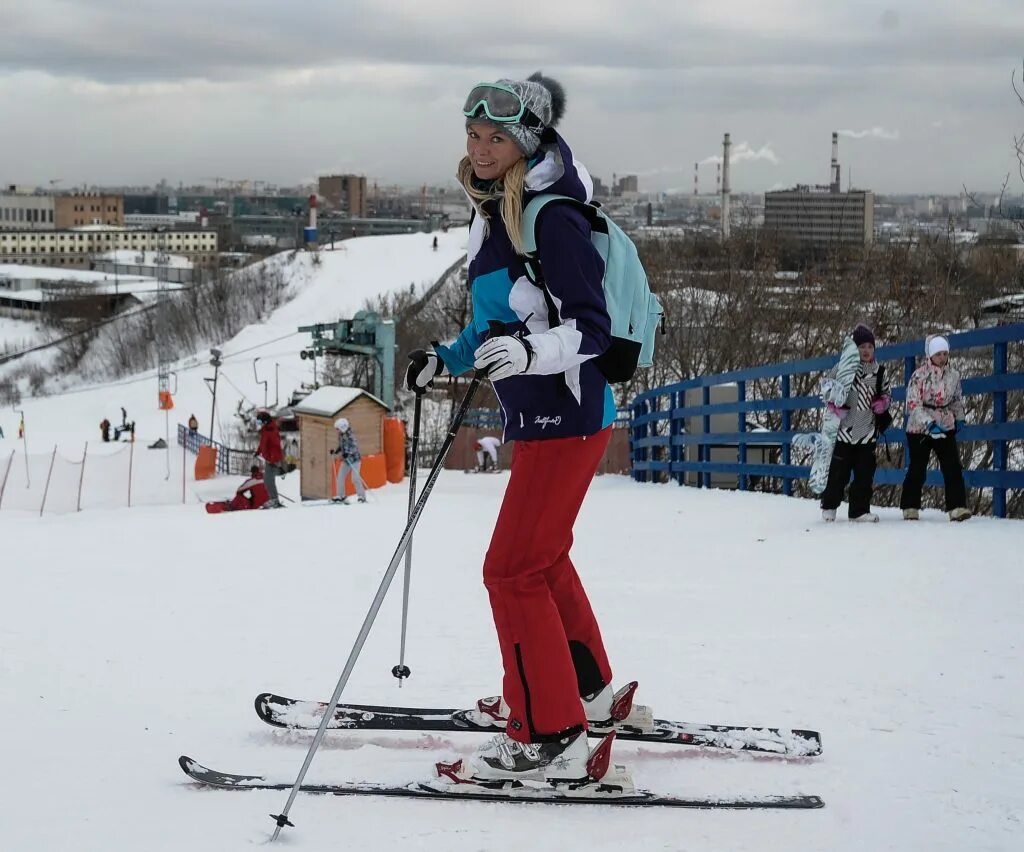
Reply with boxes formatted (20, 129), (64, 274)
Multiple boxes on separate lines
(0, 264), (153, 285)
(96, 250), (193, 269)
(291, 386), (387, 416)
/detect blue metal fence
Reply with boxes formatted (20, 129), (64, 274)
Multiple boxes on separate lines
(630, 324), (1024, 518)
(177, 424), (252, 476)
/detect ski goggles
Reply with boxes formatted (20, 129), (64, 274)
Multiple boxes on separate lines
(462, 83), (544, 130)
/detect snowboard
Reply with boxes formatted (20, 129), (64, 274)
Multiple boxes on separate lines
(806, 336), (860, 495)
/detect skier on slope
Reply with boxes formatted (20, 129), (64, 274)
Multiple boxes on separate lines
(254, 411), (285, 509)
(330, 418), (367, 504)
(406, 72), (650, 786)
(820, 324), (892, 522)
(474, 435), (502, 472)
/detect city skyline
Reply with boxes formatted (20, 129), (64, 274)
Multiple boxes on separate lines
(1, 1), (1022, 195)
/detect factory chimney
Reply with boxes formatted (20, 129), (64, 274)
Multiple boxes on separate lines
(831, 132), (841, 194)
(721, 133), (731, 241)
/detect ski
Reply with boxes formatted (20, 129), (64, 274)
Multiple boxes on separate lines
(254, 693), (822, 757)
(178, 756), (824, 810)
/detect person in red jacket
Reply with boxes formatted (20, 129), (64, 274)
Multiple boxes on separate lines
(255, 411), (285, 508)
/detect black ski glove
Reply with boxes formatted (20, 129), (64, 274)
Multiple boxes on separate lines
(406, 349), (446, 394)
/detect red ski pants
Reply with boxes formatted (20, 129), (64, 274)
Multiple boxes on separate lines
(483, 427), (613, 743)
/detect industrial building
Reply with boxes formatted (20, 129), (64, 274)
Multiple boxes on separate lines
(318, 175), (368, 218)
(0, 228), (218, 269)
(764, 133), (874, 249)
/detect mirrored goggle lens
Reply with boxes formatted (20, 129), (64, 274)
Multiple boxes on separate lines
(462, 86), (523, 121)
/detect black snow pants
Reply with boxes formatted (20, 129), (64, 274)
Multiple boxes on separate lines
(820, 440), (877, 519)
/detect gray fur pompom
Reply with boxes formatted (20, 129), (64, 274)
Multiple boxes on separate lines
(528, 72), (566, 127)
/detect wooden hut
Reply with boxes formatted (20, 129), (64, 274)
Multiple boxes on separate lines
(292, 386), (389, 500)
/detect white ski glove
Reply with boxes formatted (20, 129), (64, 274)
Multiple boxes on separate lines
(473, 335), (534, 381)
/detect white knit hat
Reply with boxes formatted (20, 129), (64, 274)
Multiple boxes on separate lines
(926, 336), (950, 357)
(334, 418), (350, 431)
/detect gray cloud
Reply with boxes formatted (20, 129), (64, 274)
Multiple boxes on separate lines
(0, 1), (1021, 193)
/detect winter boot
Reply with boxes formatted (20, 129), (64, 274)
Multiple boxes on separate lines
(851, 512), (880, 523)
(822, 509), (836, 522)
(260, 499), (283, 510)
(903, 508), (919, 521)
(949, 507), (972, 522)
(330, 496), (346, 504)
(583, 682), (654, 734)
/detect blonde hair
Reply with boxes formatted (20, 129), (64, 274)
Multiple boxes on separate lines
(457, 155), (529, 254)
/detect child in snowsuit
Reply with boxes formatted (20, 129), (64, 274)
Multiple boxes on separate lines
(330, 418), (367, 503)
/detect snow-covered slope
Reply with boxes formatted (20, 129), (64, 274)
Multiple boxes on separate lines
(0, 229), (467, 451)
(1, 476), (1020, 851)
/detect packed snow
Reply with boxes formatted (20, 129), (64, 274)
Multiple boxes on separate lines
(1, 226), (1021, 851)
(1, 473), (1021, 851)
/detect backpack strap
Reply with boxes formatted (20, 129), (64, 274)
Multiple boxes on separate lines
(520, 194), (602, 283)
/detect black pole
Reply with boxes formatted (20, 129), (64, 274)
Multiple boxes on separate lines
(392, 391), (423, 684)
(269, 373), (483, 841)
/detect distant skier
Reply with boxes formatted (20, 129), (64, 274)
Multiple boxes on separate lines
(820, 324), (892, 523)
(432, 235), (439, 251)
(254, 411), (285, 508)
(474, 435), (501, 472)
(188, 414), (199, 433)
(100, 418), (111, 442)
(405, 72), (649, 787)
(900, 335), (971, 522)
(330, 418), (367, 503)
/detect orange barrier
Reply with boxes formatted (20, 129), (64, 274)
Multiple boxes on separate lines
(194, 446), (217, 481)
(383, 417), (406, 484)
(332, 453), (388, 497)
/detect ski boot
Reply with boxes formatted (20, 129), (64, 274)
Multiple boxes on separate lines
(434, 730), (631, 792)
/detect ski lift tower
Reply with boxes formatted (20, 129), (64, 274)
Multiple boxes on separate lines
(297, 311), (396, 409)
(154, 229), (176, 475)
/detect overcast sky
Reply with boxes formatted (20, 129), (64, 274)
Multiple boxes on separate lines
(1, 0), (1022, 195)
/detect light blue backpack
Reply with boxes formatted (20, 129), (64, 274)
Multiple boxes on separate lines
(520, 194), (663, 383)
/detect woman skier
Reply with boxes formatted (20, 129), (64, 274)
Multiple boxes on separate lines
(406, 73), (648, 788)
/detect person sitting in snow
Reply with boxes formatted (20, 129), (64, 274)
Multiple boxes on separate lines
(900, 335), (971, 522)
(228, 465), (269, 511)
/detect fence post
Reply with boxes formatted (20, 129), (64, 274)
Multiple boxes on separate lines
(992, 342), (1008, 518)
(77, 442), (88, 512)
(0, 448), (15, 510)
(737, 380), (747, 491)
(701, 384), (711, 490)
(39, 444), (58, 517)
(182, 440), (187, 503)
(781, 374), (792, 497)
(128, 439), (135, 509)
(904, 355), (916, 475)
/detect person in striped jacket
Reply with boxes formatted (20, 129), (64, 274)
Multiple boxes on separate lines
(821, 325), (892, 522)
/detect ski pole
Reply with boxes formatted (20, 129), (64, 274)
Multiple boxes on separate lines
(392, 390), (423, 685)
(270, 372), (484, 842)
